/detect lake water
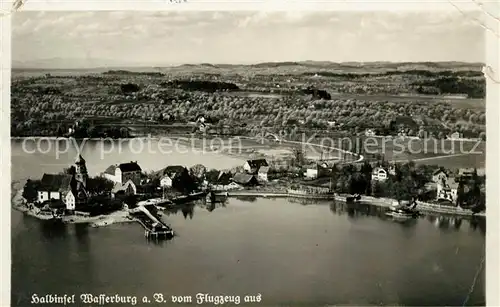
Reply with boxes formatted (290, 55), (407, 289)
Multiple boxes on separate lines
(11, 140), (486, 306)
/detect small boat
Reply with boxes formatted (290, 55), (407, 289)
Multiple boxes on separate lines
(385, 209), (415, 219)
(386, 202), (420, 219)
(90, 220), (112, 228)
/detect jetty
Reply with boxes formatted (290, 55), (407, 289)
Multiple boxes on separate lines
(131, 204), (174, 239)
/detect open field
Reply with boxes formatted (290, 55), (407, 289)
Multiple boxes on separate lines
(11, 61), (486, 165)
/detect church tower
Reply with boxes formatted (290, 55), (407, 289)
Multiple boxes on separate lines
(74, 154), (89, 188)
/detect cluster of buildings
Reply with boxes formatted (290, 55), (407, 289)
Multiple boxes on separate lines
(206, 159), (271, 189)
(431, 168), (481, 203)
(369, 163), (482, 204)
(32, 157), (280, 214)
(36, 155), (90, 213)
(32, 149), (482, 214)
(35, 158), (147, 214)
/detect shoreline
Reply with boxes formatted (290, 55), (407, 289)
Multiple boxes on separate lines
(222, 190), (486, 217)
(11, 186), (135, 227)
(12, 180), (485, 226)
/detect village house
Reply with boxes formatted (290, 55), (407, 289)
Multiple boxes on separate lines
(37, 155), (89, 212)
(232, 173), (259, 186)
(158, 165), (195, 192)
(458, 168), (477, 179)
(268, 157), (294, 171)
(206, 170), (242, 191)
(365, 129), (376, 137)
(327, 121), (336, 128)
(37, 174), (73, 203)
(206, 170), (232, 186)
(388, 165), (396, 176)
(432, 169), (448, 184)
(304, 163), (330, 179)
(103, 161), (142, 185)
(372, 167), (388, 182)
(436, 177), (459, 203)
(257, 166), (270, 182)
(111, 180), (137, 199)
(448, 131), (463, 140)
(160, 175), (173, 188)
(243, 159), (269, 174)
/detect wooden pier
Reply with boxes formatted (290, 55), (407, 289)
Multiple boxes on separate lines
(131, 205), (174, 240)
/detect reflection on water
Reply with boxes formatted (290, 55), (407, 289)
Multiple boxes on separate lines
(470, 217), (486, 235)
(39, 220), (67, 240)
(244, 197), (487, 234)
(199, 200), (227, 212)
(162, 203), (195, 219)
(73, 224), (91, 254)
(235, 195), (257, 202)
(146, 235), (175, 246)
(159, 199), (227, 220)
(328, 200), (388, 220)
(12, 196), (486, 307)
(452, 217), (462, 230)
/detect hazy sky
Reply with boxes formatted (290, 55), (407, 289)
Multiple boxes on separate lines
(12, 11), (485, 67)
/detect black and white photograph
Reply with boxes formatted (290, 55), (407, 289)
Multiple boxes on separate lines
(8, 7), (493, 306)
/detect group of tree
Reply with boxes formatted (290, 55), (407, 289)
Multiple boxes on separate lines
(412, 77), (485, 98)
(329, 161), (485, 210)
(10, 72), (486, 139)
(302, 87), (332, 100)
(163, 80), (240, 92)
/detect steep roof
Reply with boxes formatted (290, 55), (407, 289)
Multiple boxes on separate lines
(118, 162), (142, 172)
(233, 173), (257, 184)
(258, 166), (270, 173)
(104, 165), (117, 175)
(75, 154), (86, 164)
(111, 180), (136, 194)
(372, 167), (387, 173)
(217, 171), (232, 185)
(40, 174), (73, 192)
(160, 165), (187, 178)
(246, 159), (268, 168)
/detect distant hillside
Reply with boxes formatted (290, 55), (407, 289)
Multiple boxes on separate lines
(13, 59), (484, 72)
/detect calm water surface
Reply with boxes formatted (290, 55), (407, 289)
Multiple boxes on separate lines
(11, 140), (486, 306)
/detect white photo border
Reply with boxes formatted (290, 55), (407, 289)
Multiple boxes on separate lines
(1, 1), (499, 306)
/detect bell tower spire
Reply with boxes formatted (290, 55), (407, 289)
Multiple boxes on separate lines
(74, 154), (88, 188)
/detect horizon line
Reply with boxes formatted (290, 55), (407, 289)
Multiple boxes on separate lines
(12, 60), (486, 71)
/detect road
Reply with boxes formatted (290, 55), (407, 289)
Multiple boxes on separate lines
(238, 136), (364, 164)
